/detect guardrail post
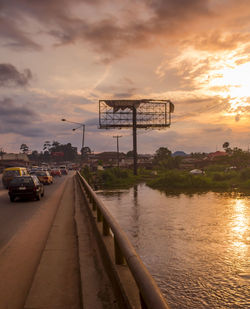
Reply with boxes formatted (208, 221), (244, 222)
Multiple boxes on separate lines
(114, 236), (125, 265)
(103, 218), (110, 236)
(92, 199), (97, 211)
(97, 207), (102, 222)
(140, 292), (148, 309)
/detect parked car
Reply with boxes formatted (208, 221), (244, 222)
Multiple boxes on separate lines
(8, 175), (44, 202)
(2, 167), (29, 189)
(30, 170), (53, 185)
(50, 168), (62, 177)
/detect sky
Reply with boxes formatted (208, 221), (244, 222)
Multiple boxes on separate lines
(0, 0), (249, 155)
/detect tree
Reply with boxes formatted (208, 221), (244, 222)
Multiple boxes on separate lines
(81, 146), (91, 156)
(154, 147), (172, 162)
(152, 147), (180, 169)
(229, 147), (250, 169)
(43, 141), (51, 152)
(190, 152), (207, 159)
(52, 141), (60, 148)
(0, 148), (5, 155)
(29, 150), (39, 164)
(223, 142), (230, 152)
(20, 143), (29, 154)
(126, 150), (134, 157)
(49, 141), (78, 162)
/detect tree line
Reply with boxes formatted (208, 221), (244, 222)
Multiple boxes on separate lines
(20, 141), (78, 163)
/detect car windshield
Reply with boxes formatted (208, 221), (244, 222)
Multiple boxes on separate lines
(4, 170), (20, 177)
(10, 177), (33, 185)
(36, 172), (47, 176)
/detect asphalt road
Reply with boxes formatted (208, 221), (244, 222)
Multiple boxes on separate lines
(0, 173), (68, 250)
(0, 172), (75, 309)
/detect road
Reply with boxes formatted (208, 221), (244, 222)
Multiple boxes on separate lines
(0, 173), (66, 249)
(0, 172), (79, 309)
(0, 172), (119, 309)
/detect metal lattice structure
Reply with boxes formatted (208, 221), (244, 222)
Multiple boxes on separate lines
(99, 99), (174, 175)
(99, 99), (174, 129)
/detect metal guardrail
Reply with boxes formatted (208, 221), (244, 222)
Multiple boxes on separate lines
(77, 171), (170, 309)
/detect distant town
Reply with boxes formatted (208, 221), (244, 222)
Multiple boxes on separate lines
(1, 141), (249, 172)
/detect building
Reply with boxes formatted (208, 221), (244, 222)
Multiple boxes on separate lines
(0, 153), (29, 170)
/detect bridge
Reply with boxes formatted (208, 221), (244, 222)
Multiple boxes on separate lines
(0, 172), (170, 309)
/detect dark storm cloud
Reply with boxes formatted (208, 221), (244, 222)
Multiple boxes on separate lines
(0, 98), (46, 137)
(0, 64), (32, 87)
(0, 16), (41, 51)
(1, 0), (249, 60)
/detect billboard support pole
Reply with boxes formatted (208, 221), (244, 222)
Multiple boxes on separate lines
(99, 99), (174, 176)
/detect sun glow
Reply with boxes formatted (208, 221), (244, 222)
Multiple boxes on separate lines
(230, 199), (249, 254)
(187, 47), (250, 119)
(208, 60), (250, 111)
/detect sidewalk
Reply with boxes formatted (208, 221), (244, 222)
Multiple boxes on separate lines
(24, 175), (118, 309)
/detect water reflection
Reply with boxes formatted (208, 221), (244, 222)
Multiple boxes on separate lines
(97, 185), (250, 308)
(230, 199), (249, 254)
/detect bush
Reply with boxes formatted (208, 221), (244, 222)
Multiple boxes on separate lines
(97, 168), (136, 188)
(240, 168), (250, 180)
(211, 171), (237, 181)
(240, 179), (250, 189)
(205, 164), (228, 172)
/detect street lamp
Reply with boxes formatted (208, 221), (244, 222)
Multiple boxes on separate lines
(61, 119), (85, 155)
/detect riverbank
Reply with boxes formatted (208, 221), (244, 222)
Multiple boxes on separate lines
(81, 167), (250, 193)
(147, 169), (250, 192)
(81, 167), (152, 189)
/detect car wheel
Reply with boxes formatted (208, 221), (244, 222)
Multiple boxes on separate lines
(41, 190), (44, 197)
(9, 196), (15, 202)
(36, 193), (41, 200)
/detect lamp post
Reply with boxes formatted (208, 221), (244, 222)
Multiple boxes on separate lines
(61, 119), (85, 156)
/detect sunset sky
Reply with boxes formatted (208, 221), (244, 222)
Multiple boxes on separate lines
(0, 0), (249, 154)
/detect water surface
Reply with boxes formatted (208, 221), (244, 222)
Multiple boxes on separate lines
(97, 184), (250, 308)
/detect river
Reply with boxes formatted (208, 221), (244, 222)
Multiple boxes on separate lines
(96, 184), (250, 308)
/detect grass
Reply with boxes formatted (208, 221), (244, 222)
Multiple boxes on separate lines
(147, 168), (250, 192)
(80, 166), (250, 193)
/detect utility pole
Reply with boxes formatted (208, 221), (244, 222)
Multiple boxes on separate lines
(132, 106), (137, 175)
(113, 135), (122, 168)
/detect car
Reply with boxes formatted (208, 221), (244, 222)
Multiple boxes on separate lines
(30, 170), (53, 185)
(50, 168), (62, 177)
(59, 166), (68, 175)
(8, 175), (44, 202)
(2, 167), (29, 189)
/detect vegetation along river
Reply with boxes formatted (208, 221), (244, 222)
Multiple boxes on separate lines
(96, 184), (250, 308)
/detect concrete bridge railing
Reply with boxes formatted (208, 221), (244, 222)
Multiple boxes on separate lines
(76, 171), (170, 309)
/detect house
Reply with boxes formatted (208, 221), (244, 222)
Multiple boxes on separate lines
(0, 153), (29, 169)
(207, 151), (228, 160)
(179, 157), (205, 169)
